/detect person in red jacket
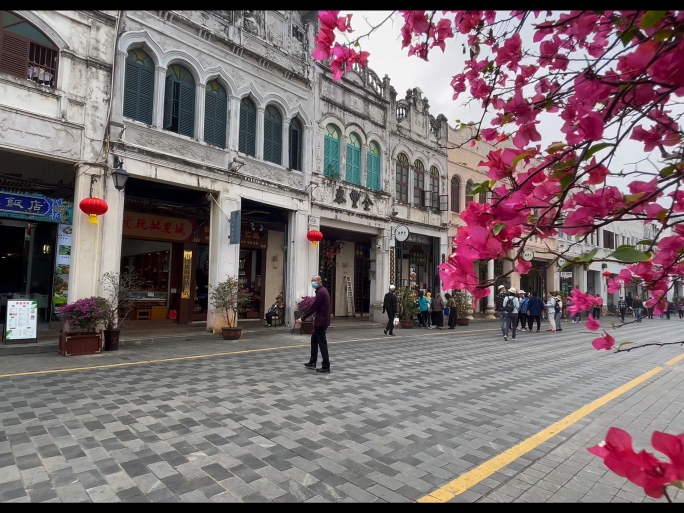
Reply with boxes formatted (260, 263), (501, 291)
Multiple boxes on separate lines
(296, 275), (331, 373)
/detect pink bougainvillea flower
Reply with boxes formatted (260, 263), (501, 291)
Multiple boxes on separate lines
(592, 331), (615, 350)
(607, 277), (623, 294)
(515, 258), (532, 275)
(585, 313), (600, 331)
(588, 427), (635, 463)
(652, 431), (684, 481)
(583, 158), (610, 185)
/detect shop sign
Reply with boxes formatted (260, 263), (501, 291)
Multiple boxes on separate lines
(522, 249), (534, 262)
(123, 212), (194, 242)
(560, 272), (573, 278)
(0, 191), (72, 224)
(5, 300), (38, 341)
(394, 225), (410, 242)
(240, 229), (268, 249)
(53, 223), (72, 315)
(181, 250), (193, 299)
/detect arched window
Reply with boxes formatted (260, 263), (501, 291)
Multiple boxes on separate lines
(346, 132), (361, 185)
(238, 97), (256, 156)
(163, 64), (195, 137)
(451, 176), (461, 213)
(289, 117), (302, 171)
(123, 49), (155, 124)
(324, 124), (340, 178)
(429, 166), (440, 209)
(0, 11), (58, 88)
(479, 190), (487, 203)
(366, 141), (381, 191)
(465, 180), (475, 204)
(263, 105), (282, 165)
(413, 160), (425, 207)
(396, 153), (409, 203)
(204, 80), (227, 148)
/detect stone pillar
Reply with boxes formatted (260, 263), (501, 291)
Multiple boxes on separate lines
(110, 50), (127, 125)
(255, 107), (265, 160)
(227, 95), (241, 151)
(195, 83), (206, 141)
(68, 165), (107, 301)
(281, 118), (290, 168)
(153, 66), (167, 128)
(485, 259), (496, 319)
(303, 125), (313, 173)
(97, 164), (126, 297)
(370, 230), (389, 323)
(286, 210), (314, 326)
(207, 191), (241, 333)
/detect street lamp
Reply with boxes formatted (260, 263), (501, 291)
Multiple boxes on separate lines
(112, 156), (129, 191)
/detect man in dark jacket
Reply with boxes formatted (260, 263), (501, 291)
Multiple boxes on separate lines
(382, 284), (397, 336)
(297, 275), (332, 373)
(526, 291), (544, 333)
(495, 285), (507, 336)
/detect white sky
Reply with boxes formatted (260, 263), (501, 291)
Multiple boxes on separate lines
(345, 11), (667, 190)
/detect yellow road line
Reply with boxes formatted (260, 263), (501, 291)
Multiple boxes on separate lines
(0, 328), (499, 379)
(417, 366), (664, 503)
(665, 353), (684, 366)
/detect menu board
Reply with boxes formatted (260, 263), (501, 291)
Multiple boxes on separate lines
(53, 224), (72, 316)
(5, 300), (38, 341)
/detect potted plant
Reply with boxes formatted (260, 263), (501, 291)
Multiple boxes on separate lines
(57, 296), (108, 356)
(396, 286), (419, 328)
(296, 295), (316, 334)
(453, 290), (473, 326)
(100, 267), (149, 351)
(209, 275), (253, 340)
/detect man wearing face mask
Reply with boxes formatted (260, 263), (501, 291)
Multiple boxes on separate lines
(296, 275), (332, 373)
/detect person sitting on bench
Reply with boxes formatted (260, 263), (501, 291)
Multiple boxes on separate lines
(265, 294), (284, 326)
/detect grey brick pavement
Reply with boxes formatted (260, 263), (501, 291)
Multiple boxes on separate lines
(0, 318), (683, 502)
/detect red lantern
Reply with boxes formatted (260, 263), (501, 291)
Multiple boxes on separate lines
(79, 197), (108, 224)
(602, 270), (612, 279)
(306, 229), (323, 248)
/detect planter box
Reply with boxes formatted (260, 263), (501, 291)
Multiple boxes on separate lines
(400, 320), (415, 329)
(456, 318), (470, 326)
(58, 331), (102, 356)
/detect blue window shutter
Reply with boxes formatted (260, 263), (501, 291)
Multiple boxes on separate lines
(214, 97), (227, 148)
(324, 136), (332, 177)
(123, 62), (139, 120)
(178, 82), (195, 137)
(354, 146), (361, 184)
(204, 93), (215, 145)
(330, 138), (339, 178)
(138, 67), (154, 125)
(163, 75), (173, 130)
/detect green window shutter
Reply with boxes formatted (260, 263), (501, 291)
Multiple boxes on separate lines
(264, 115), (282, 165)
(346, 145), (360, 184)
(264, 118), (273, 162)
(138, 67), (154, 125)
(289, 124), (301, 170)
(123, 62), (139, 120)
(330, 138), (339, 178)
(239, 100), (256, 156)
(163, 75), (173, 130)
(324, 136), (332, 177)
(204, 93), (215, 145)
(214, 96), (227, 148)
(367, 152), (379, 190)
(178, 82), (195, 137)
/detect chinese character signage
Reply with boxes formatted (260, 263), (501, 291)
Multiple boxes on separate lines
(240, 229), (268, 249)
(0, 191), (72, 224)
(181, 250), (193, 299)
(5, 300), (38, 341)
(123, 212), (195, 242)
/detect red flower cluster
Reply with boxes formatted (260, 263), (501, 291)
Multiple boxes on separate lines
(589, 427), (684, 499)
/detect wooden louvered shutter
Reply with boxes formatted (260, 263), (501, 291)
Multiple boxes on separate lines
(0, 32), (30, 79)
(264, 117), (273, 162)
(163, 75), (173, 130)
(178, 83), (195, 137)
(323, 137), (331, 176)
(353, 146), (361, 184)
(214, 96), (226, 148)
(239, 103), (256, 156)
(346, 144), (360, 184)
(204, 93), (215, 145)
(367, 152), (378, 190)
(289, 126), (301, 170)
(138, 67), (154, 125)
(271, 119), (282, 165)
(123, 62), (139, 120)
(329, 138), (339, 178)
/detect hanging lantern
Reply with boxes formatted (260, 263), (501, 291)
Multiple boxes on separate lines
(602, 270), (612, 279)
(79, 197), (108, 224)
(306, 229), (323, 248)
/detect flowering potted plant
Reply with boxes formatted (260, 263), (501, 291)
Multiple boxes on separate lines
(57, 296), (109, 356)
(209, 276), (253, 340)
(100, 268), (149, 351)
(452, 290), (472, 325)
(296, 295), (316, 334)
(396, 286), (419, 328)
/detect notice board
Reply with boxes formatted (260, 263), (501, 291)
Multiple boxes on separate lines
(5, 300), (38, 342)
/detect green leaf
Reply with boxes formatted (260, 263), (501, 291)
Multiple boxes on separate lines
(657, 209), (669, 222)
(618, 342), (633, 348)
(619, 28), (637, 46)
(492, 222), (506, 235)
(510, 151), (531, 170)
(559, 172), (576, 191)
(672, 481), (684, 490)
(636, 239), (653, 246)
(582, 142), (614, 161)
(653, 29), (675, 41)
(608, 246), (651, 263)
(659, 164), (677, 177)
(640, 10), (667, 29)
(578, 248), (599, 262)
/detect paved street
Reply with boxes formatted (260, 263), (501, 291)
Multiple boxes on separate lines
(0, 317), (683, 503)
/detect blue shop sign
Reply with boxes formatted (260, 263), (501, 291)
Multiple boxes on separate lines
(0, 191), (73, 224)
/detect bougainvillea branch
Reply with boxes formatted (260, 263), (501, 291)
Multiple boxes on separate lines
(312, 10), (684, 353)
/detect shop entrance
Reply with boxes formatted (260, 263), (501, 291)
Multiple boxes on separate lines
(520, 259), (548, 297)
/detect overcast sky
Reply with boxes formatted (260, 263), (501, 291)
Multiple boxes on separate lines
(345, 11), (667, 190)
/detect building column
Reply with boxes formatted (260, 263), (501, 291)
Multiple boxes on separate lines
(485, 259), (496, 319)
(195, 83), (206, 141)
(68, 165), (107, 301)
(281, 118), (290, 168)
(303, 125), (313, 173)
(207, 191), (241, 333)
(97, 164), (126, 297)
(227, 95), (241, 151)
(286, 210), (314, 326)
(110, 50), (127, 126)
(255, 107), (265, 160)
(153, 65), (167, 128)
(370, 229), (389, 323)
